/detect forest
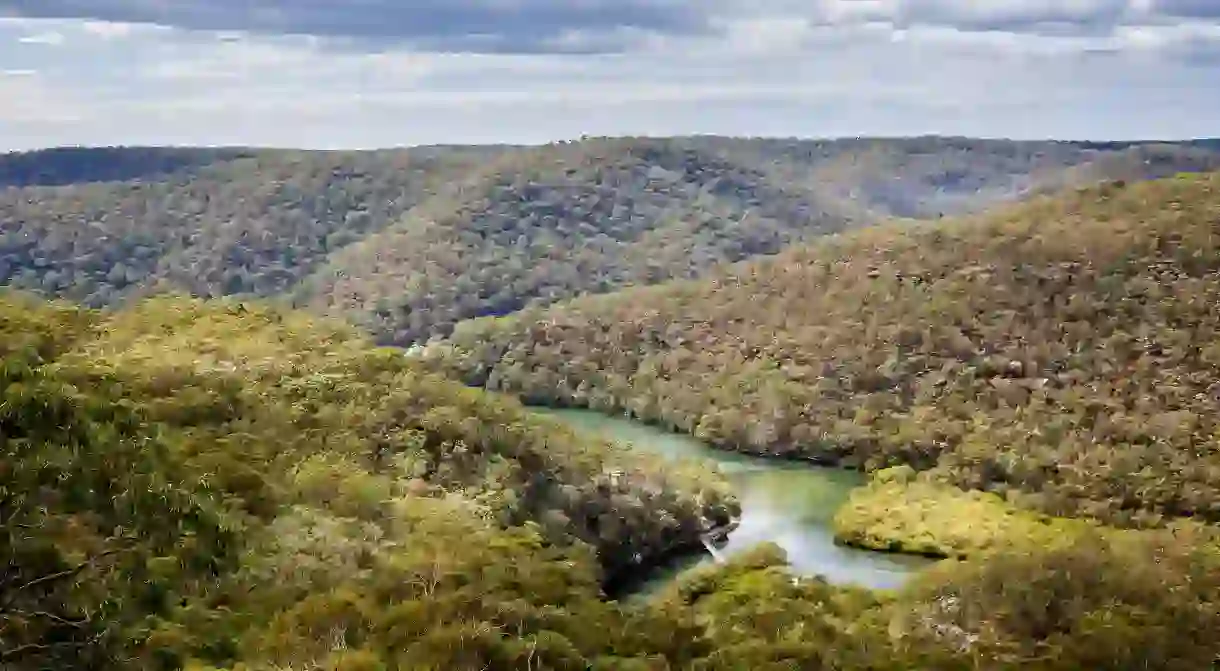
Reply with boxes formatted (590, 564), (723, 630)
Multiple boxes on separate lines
(3, 290), (1219, 670)
(3, 138), (1219, 345)
(429, 173), (1220, 532)
(4, 141), (1220, 669)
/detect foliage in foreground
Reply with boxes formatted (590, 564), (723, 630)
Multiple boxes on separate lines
(2, 292), (1219, 669)
(0, 293), (730, 668)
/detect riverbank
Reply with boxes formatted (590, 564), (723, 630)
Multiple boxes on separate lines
(832, 466), (1097, 558)
(536, 407), (934, 595)
(832, 465), (1220, 561)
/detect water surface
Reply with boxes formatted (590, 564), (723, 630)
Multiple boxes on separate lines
(537, 408), (932, 593)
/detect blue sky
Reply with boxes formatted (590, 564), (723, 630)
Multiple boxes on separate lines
(1, 1), (1218, 150)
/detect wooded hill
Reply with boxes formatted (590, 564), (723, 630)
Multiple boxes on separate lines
(0, 291), (736, 668)
(5, 290), (1220, 670)
(291, 137), (861, 345)
(4, 137), (1219, 346)
(426, 172), (1220, 531)
(0, 148), (494, 306)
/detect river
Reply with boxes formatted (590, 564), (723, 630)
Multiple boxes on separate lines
(537, 408), (933, 594)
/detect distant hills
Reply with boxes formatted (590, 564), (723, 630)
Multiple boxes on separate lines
(3, 136), (1220, 345)
(0, 148), (491, 305)
(291, 137), (863, 344)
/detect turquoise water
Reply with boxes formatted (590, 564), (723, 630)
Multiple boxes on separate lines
(537, 408), (932, 592)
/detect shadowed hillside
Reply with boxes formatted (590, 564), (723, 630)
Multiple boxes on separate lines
(0, 146), (256, 188)
(291, 137), (863, 345)
(0, 148), (496, 305)
(790, 137), (1220, 218)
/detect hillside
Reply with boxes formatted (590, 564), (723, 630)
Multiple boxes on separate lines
(0, 146), (257, 188)
(291, 137), (862, 344)
(426, 172), (1220, 531)
(768, 137), (1220, 219)
(0, 291), (735, 667)
(6, 292), (1220, 670)
(4, 138), (1220, 346)
(0, 148), (497, 306)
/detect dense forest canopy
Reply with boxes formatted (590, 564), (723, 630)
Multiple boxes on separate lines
(3, 137), (1220, 346)
(291, 137), (864, 345)
(0, 147), (257, 188)
(5, 139), (1220, 668)
(0, 149), (495, 306)
(428, 172), (1220, 532)
(4, 290), (1219, 670)
(0, 292), (732, 668)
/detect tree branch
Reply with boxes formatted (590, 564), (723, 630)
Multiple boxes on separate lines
(0, 547), (125, 606)
(0, 627), (106, 661)
(0, 608), (91, 628)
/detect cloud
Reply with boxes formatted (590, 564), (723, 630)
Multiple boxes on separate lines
(2, 1), (1218, 54)
(80, 20), (139, 40)
(893, 0), (1131, 31)
(0, 2), (1216, 151)
(1155, 0), (1220, 19)
(17, 30), (64, 45)
(0, 0), (705, 53)
(1116, 18), (1220, 62)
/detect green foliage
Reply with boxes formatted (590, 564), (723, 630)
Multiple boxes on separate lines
(805, 138), (1220, 218)
(7, 148), (1220, 669)
(0, 291), (95, 362)
(882, 530), (1220, 670)
(0, 146), (253, 188)
(292, 137), (861, 345)
(0, 292), (733, 669)
(6, 138), (1219, 347)
(0, 148), (489, 305)
(833, 469), (1099, 558)
(431, 172), (1220, 531)
(0, 322), (237, 667)
(654, 532), (1220, 670)
(3, 291), (1220, 669)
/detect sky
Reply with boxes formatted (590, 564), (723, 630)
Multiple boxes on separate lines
(0, 0), (1218, 150)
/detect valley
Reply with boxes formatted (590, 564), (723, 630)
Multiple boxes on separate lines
(429, 172), (1220, 531)
(4, 139), (1220, 669)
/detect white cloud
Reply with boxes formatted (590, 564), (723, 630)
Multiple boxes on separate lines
(80, 20), (143, 40)
(17, 31), (65, 45)
(717, 16), (814, 54)
(0, 68), (83, 124)
(0, 7), (1216, 151)
(816, 0), (900, 24)
(1117, 19), (1220, 46)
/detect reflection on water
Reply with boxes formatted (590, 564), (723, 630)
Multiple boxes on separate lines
(536, 408), (933, 594)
